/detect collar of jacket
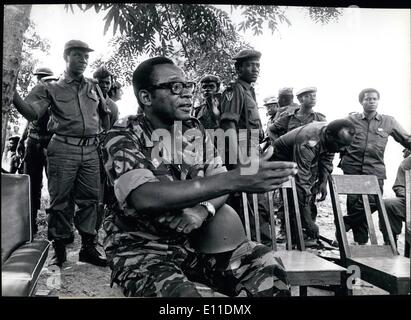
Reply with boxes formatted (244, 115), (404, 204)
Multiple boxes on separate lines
(62, 71), (84, 84)
(360, 112), (381, 121)
(237, 78), (254, 91)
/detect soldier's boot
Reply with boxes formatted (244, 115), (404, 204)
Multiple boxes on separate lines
(49, 240), (67, 268)
(79, 233), (107, 267)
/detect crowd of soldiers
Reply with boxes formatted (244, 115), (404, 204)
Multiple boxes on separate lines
(7, 39), (411, 297)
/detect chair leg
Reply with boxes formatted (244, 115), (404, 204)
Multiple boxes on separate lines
(299, 286), (308, 296)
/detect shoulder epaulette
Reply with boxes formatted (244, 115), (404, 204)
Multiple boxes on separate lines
(316, 112), (326, 118)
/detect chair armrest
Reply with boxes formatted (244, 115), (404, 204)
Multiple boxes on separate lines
(2, 240), (50, 296)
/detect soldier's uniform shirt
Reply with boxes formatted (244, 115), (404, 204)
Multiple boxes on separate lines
(272, 122), (334, 199)
(25, 71), (102, 137)
(271, 107), (326, 139)
(340, 112), (411, 179)
(101, 114), (290, 297)
(220, 79), (264, 142)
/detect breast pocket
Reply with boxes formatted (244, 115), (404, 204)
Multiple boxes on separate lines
(376, 130), (389, 138)
(54, 92), (79, 116)
(84, 90), (100, 117)
(375, 130), (389, 149)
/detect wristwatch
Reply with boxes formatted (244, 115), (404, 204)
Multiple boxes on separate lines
(199, 201), (216, 219)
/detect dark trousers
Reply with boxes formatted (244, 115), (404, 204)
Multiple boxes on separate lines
(46, 138), (100, 242)
(379, 197), (406, 244)
(24, 136), (48, 234)
(343, 178), (384, 244)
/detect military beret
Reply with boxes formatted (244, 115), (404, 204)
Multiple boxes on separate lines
(33, 67), (53, 76)
(64, 40), (94, 53)
(278, 87), (294, 96)
(296, 87), (317, 97)
(233, 49), (261, 61)
(200, 74), (221, 83)
(264, 97), (279, 105)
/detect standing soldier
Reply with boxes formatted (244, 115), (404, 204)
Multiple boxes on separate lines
(264, 96), (280, 145)
(269, 87), (326, 140)
(339, 88), (411, 245)
(192, 74), (221, 129)
(17, 67), (58, 236)
(268, 87), (327, 242)
(219, 49), (271, 243)
(92, 66), (119, 237)
(12, 40), (107, 267)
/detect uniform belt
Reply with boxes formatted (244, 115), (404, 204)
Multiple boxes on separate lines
(28, 132), (52, 140)
(53, 134), (98, 146)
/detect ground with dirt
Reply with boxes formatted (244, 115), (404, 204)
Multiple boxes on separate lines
(34, 182), (405, 298)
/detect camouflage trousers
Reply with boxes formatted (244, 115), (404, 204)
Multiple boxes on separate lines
(106, 239), (290, 297)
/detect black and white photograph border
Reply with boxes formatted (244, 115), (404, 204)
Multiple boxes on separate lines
(2, 0), (410, 304)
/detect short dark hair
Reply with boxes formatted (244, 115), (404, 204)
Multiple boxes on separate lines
(132, 57), (175, 107)
(358, 88), (380, 103)
(93, 66), (112, 79)
(326, 119), (356, 138)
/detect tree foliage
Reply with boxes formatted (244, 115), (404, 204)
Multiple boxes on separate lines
(68, 3), (343, 88)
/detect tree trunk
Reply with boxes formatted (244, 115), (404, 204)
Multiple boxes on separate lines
(2, 5), (32, 155)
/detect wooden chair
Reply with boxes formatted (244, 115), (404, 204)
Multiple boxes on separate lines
(242, 177), (348, 296)
(405, 170), (410, 258)
(328, 174), (410, 295)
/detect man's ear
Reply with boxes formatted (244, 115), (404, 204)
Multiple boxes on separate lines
(138, 89), (152, 107)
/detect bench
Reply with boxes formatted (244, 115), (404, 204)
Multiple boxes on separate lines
(1, 173), (51, 296)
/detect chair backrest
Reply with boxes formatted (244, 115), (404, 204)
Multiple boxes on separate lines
(1, 174), (31, 264)
(242, 176), (305, 251)
(328, 174), (397, 262)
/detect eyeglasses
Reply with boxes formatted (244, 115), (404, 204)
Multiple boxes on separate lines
(148, 81), (196, 95)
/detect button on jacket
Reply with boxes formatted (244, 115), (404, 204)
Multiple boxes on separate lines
(25, 72), (101, 137)
(340, 112), (411, 179)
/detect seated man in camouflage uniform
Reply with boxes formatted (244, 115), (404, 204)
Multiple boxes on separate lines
(101, 57), (298, 297)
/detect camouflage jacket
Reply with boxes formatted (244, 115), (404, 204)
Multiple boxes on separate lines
(102, 114), (227, 245)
